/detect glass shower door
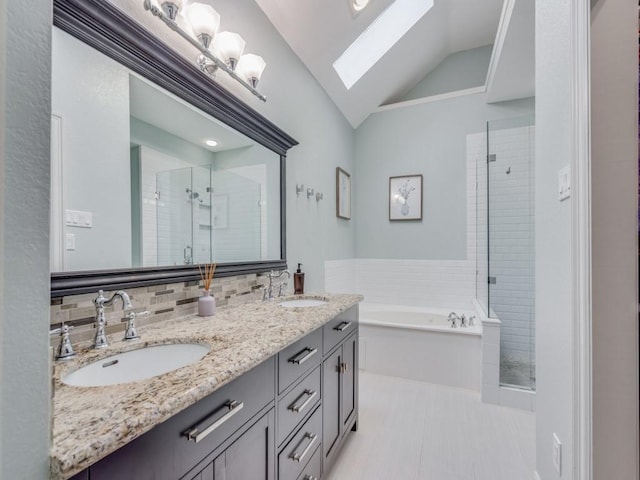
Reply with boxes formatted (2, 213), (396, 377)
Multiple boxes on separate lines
(210, 169), (261, 263)
(487, 115), (536, 390)
(156, 166), (196, 267)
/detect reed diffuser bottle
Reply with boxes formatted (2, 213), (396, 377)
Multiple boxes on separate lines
(198, 263), (216, 316)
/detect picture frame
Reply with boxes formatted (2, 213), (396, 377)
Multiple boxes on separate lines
(336, 167), (351, 219)
(389, 174), (423, 221)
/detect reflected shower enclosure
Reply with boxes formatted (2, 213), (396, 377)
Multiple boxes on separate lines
(476, 115), (536, 390)
(132, 146), (267, 268)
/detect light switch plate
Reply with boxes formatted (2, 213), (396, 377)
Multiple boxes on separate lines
(65, 234), (76, 251)
(65, 209), (93, 228)
(558, 165), (571, 201)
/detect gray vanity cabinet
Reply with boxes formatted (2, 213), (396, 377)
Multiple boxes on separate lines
(66, 305), (359, 480)
(322, 307), (359, 475)
(185, 410), (275, 480)
(83, 357), (276, 480)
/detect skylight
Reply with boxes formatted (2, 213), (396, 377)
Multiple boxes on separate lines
(333, 0), (434, 90)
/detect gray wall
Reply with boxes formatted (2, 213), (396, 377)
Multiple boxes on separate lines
(354, 93), (534, 260)
(535, 0), (574, 477)
(111, 0), (357, 292)
(0, 0), (52, 478)
(52, 28), (132, 271)
(397, 45), (493, 103)
(591, 0), (638, 476)
(130, 117), (216, 166)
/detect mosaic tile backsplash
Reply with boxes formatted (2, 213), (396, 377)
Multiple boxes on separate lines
(50, 273), (269, 347)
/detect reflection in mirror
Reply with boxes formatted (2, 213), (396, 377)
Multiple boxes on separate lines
(51, 27), (280, 273)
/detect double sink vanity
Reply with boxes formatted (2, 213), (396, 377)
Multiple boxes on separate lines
(51, 294), (362, 480)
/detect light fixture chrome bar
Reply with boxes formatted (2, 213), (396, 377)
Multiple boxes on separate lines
(143, 0), (267, 102)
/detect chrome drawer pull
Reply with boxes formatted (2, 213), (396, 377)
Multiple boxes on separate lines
(303, 476), (318, 480)
(183, 400), (244, 443)
(288, 389), (317, 414)
(333, 321), (352, 332)
(290, 432), (317, 463)
(288, 347), (318, 365)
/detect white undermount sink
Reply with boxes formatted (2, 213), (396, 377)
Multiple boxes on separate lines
(62, 343), (210, 387)
(278, 298), (328, 308)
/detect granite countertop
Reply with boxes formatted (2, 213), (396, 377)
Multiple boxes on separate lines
(50, 293), (363, 479)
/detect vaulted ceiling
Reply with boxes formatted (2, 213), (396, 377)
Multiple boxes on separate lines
(254, 0), (508, 127)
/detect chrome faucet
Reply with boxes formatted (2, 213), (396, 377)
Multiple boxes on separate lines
(50, 323), (75, 360)
(448, 312), (460, 328)
(123, 310), (150, 341)
(263, 270), (291, 301)
(93, 289), (132, 348)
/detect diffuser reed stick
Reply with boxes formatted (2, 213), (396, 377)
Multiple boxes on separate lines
(198, 263), (216, 291)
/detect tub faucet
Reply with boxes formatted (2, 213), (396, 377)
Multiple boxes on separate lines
(448, 312), (460, 328)
(93, 289), (132, 348)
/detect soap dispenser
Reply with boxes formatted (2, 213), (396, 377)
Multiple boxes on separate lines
(294, 263), (305, 294)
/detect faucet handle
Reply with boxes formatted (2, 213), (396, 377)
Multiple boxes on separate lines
(278, 281), (288, 297)
(124, 311), (150, 341)
(50, 323), (76, 360)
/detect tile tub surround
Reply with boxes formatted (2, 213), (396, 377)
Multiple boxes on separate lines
(49, 293), (363, 479)
(50, 274), (269, 347)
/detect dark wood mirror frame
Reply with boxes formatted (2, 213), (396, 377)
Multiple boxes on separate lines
(51, 0), (298, 298)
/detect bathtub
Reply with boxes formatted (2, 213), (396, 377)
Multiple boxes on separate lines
(359, 303), (483, 391)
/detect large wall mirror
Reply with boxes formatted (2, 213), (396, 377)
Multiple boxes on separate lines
(51, 0), (297, 297)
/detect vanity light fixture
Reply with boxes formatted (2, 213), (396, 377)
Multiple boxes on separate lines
(205, 139), (219, 147)
(296, 184), (305, 196)
(144, 0), (267, 102)
(352, 0), (371, 12)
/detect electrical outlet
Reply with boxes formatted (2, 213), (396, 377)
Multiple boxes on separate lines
(552, 433), (562, 475)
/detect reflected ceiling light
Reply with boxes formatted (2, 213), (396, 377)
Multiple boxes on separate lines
(143, 0), (267, 102)
(205, 139), (219, 147)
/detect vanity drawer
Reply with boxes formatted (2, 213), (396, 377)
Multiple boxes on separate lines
(278, 405), (322, 480)
(278, 327), (322, 394)
(323, 306), (358, 354)
(89, 357), (275, 480)
(296, 444), (321, 480)
(277, 365), (321, 446)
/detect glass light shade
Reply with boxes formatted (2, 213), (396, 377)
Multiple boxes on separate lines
(161, 0), (183, 20)
(213, 31), (246, 70)
(352, 0), (370, 10)
(236, 54), (266, 88)
(185, 2), (220, 48)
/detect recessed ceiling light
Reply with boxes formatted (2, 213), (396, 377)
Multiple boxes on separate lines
(205, 139), (218, 147)
(335, 0), (434, 90)
(352, 0), (370, 11)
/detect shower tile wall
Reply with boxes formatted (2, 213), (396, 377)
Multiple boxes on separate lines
(471, 126), (536, 385)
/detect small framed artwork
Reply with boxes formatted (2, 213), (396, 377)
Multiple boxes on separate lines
(336, 167), (351, 219)
(389, 174), (423, 221)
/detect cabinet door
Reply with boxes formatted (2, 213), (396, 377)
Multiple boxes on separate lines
(341, 334), (357, 430)
(322, 347), (341, 463)
(221, 409), (274, 480)
(186, 410), (274, 480)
